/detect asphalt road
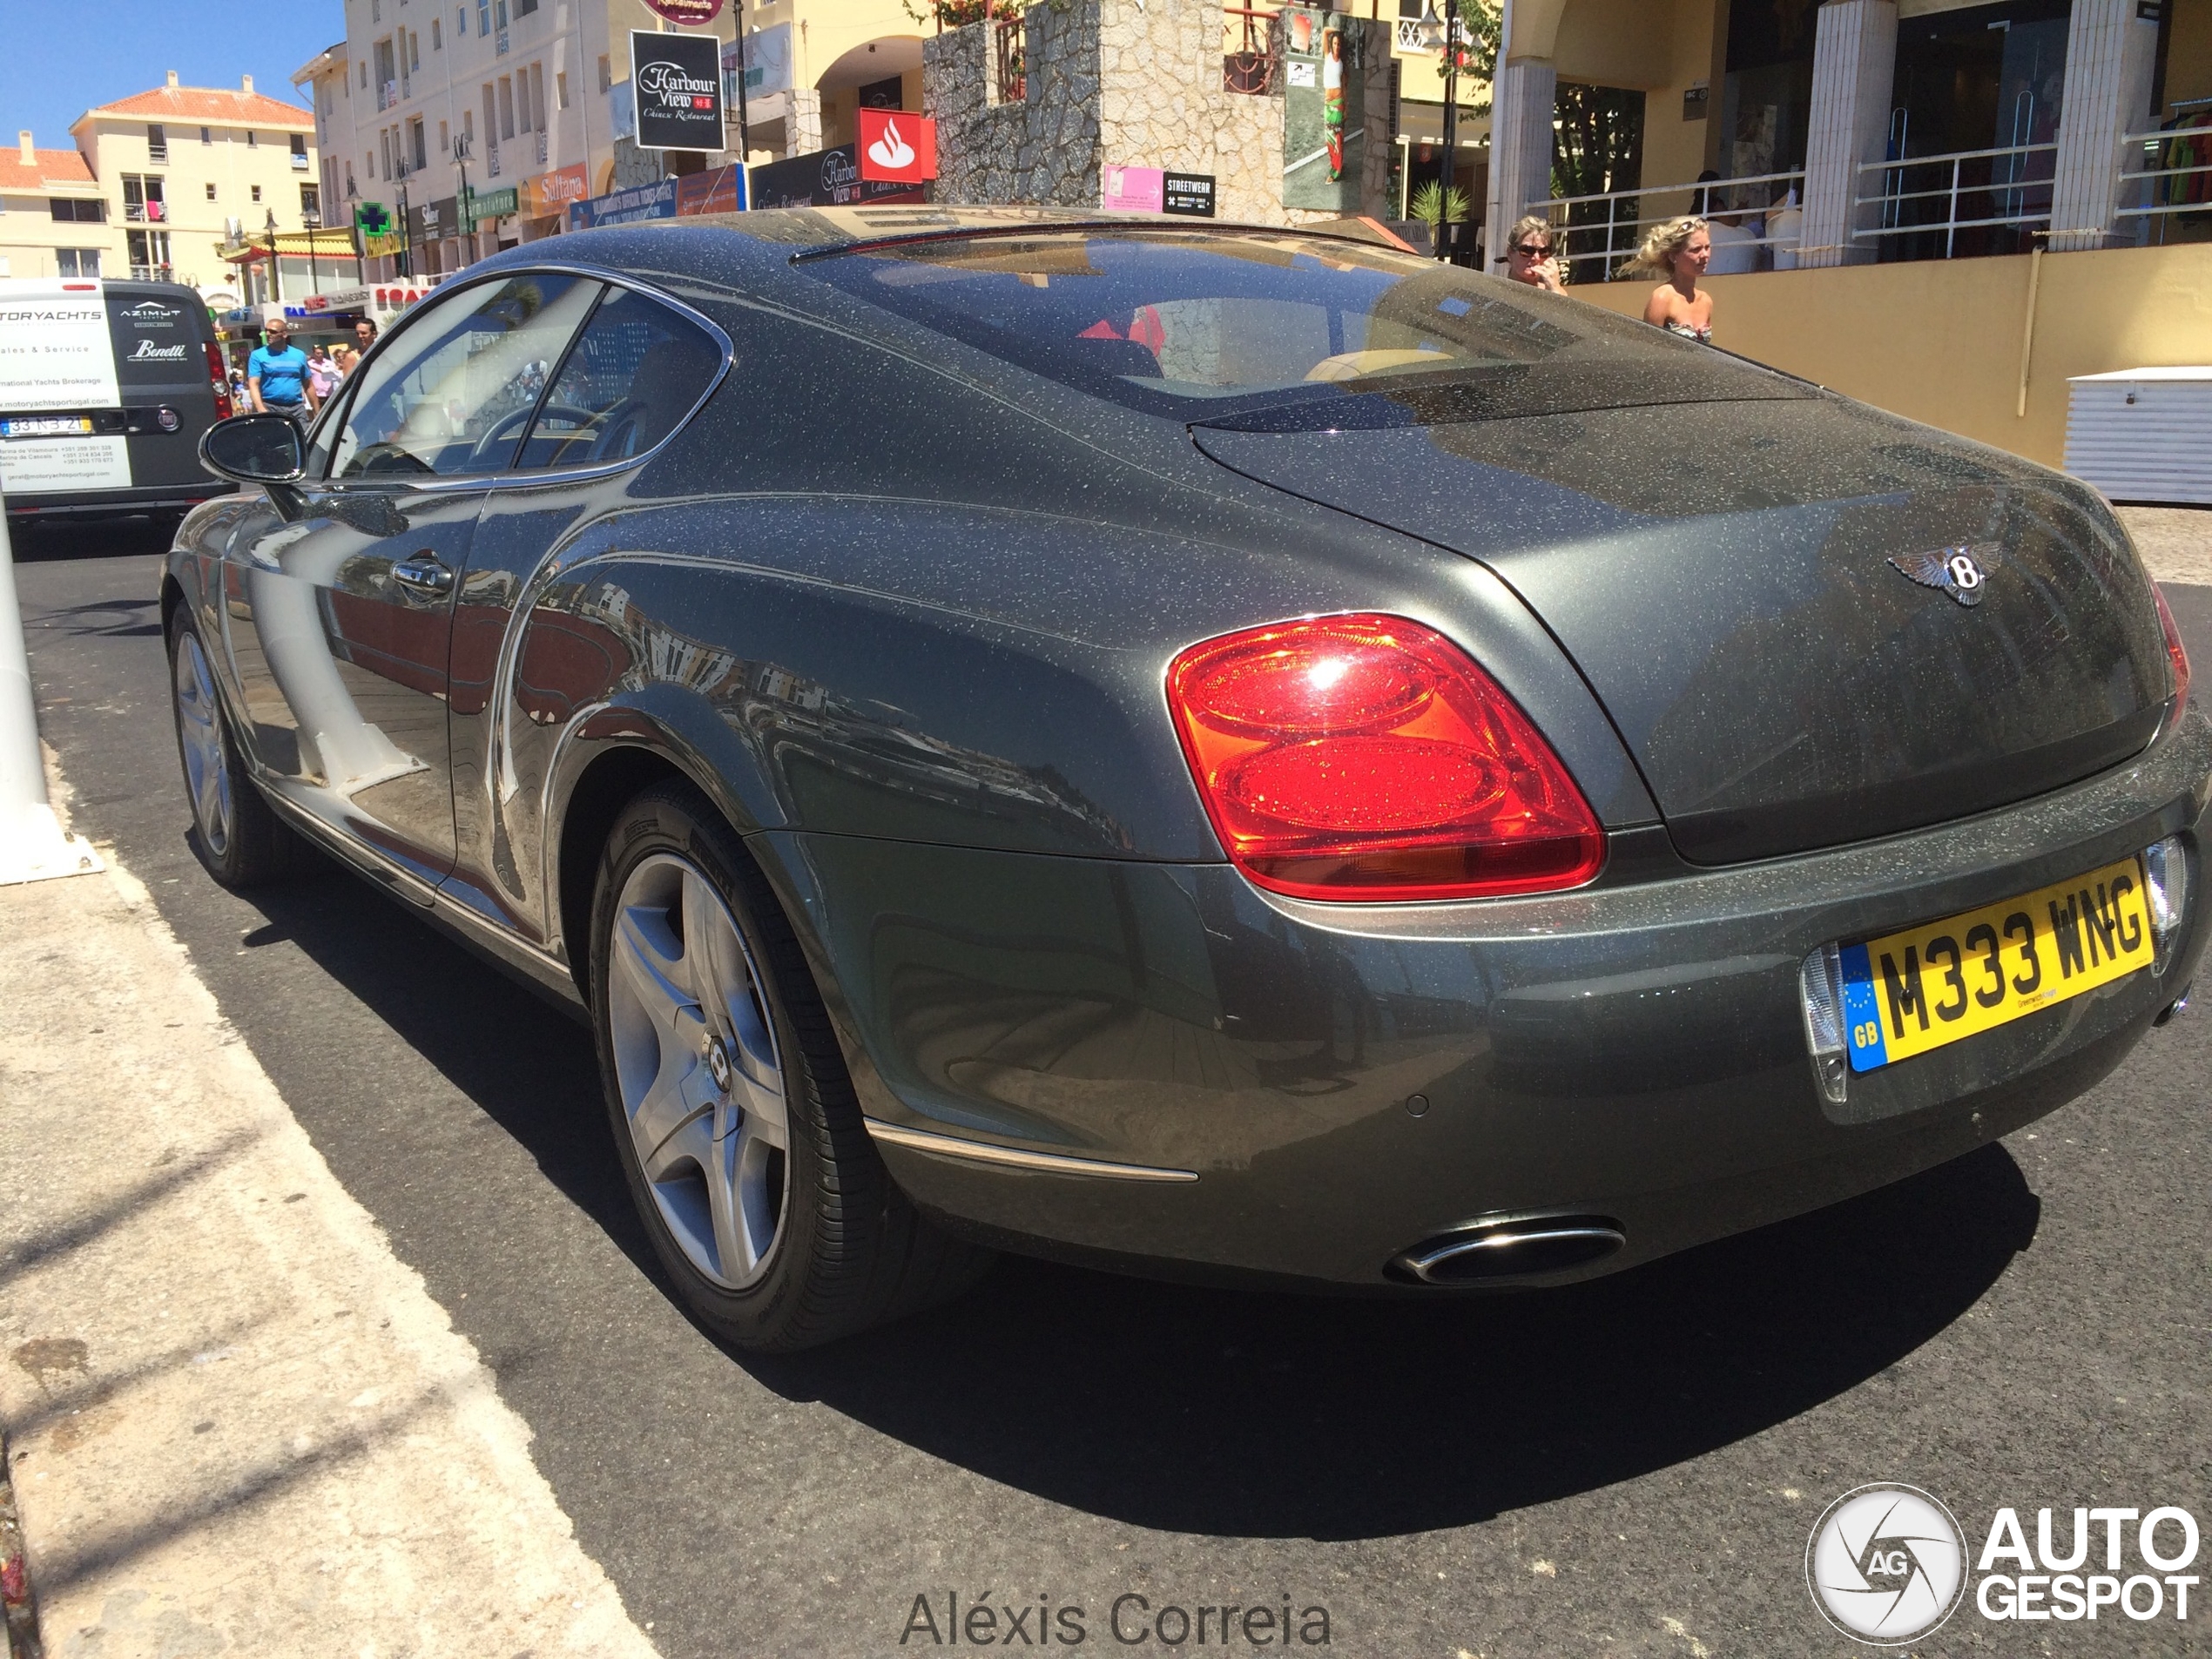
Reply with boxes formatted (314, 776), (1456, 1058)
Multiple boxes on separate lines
(14, 514), (2212, 1659)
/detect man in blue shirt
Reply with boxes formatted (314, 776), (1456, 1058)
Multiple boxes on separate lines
(247, 317), (319, 423)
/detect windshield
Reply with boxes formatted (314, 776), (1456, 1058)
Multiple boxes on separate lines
(804, 230), (1798, 428)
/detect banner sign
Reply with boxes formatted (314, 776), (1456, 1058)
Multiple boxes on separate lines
(523, 164), (590, 219)
(1281, 5), (1368, 212)
(643, 0), (721, 22)
(631, 30), (725, 152)
(1102, 165), (1163, 213)
(0, 280), (118, 412)
(858, 110), (936, 184)
(727, 24), (792, 98)
(1163, 172), (1217, 216)
(750, 145), (923, 209)
(569, 179), (679, 229)
(674, 163), (748, 216)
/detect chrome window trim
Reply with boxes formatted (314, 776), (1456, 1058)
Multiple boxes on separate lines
(312, 260), (735, 495)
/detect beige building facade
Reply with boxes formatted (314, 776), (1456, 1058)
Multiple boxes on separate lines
(68, 72), (320, 298)
(0, 134), (115, 281)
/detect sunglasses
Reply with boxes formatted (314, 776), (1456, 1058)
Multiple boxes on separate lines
(1511, 243), (1553, 257)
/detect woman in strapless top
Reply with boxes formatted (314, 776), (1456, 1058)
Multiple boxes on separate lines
(1629, 216), (1715, 344)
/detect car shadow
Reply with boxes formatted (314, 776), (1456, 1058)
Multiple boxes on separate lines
(222, 840), (2040, 1544)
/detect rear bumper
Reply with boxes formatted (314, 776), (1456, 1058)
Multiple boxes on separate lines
(759, 703), (2212, 1288)
(7, 482), (237, 520)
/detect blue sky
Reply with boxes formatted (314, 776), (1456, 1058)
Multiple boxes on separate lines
(0, 0), (341, 151)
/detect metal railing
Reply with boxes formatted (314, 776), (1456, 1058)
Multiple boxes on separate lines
(994, 7), (1025, 103)
(1853, 140), (2056, 258)
(1224, 4), (1276, 96)
(2115, 125), (2212, 239)
(1524, 167), (1805, 280)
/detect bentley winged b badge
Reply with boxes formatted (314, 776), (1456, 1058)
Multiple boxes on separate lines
(1889, 543), (1995, 608)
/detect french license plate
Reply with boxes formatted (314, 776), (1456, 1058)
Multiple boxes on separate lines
(0, 416), (93, 437)
(1840, 854), (2153, 1071)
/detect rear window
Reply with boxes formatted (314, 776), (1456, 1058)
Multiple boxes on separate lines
(804, 231), (1800, 428)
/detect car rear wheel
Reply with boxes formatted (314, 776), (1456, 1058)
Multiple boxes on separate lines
(590, 780), (990, 1351)
(168, 611), (296, 887)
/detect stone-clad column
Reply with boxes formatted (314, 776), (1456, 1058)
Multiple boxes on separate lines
(2047, 0), (2161, 251)
(1484, 58), (1556, 264)
(1797, 0), (1897, 268)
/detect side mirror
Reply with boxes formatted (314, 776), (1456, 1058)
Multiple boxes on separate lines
(199, 414), (306, 484)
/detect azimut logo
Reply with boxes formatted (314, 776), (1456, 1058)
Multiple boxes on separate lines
(122, 300), (179, 320)
(867, 115), (916, 172)
(1806, 1485), (1968, 1643)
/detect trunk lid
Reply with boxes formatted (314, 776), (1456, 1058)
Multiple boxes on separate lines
(1194, 397), (2171, 865)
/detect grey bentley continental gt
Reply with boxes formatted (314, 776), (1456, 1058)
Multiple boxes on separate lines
(165, 206), (2207, 1350)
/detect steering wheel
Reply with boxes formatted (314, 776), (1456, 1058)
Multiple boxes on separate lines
(469, 402), (600, 468)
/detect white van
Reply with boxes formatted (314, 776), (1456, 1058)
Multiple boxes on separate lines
(0, 277), (239, 527)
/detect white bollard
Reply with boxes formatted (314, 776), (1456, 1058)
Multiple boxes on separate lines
(0, 485), (104, 884)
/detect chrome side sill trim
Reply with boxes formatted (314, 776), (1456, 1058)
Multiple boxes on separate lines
(863, 1118), (1199, 1183)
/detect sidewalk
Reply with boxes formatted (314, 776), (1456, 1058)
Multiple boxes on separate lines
(0, 811), (660, 1656)
(2116, 504), (2212, 587)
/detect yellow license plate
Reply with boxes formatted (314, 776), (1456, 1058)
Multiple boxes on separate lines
(1840, 854), (2153, 1071)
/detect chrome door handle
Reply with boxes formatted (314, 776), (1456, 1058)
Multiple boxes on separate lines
(392, 553), (455, 597)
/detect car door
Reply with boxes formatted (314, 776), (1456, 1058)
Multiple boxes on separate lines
(445, 281), (730, 942)
(218, 272), (604, 887)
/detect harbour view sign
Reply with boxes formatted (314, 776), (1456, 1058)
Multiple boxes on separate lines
(631, 30), (725, 152)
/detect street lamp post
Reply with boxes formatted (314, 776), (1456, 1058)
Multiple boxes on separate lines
(303, 206), (321, 300)
(397, 179), (414, 280)
(453, 131), (474, 261)
(1419, 0), (1462, 260)
(264, 209), (282, 305)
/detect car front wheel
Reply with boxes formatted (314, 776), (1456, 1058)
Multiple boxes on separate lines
(168, 609), (296, 887)
(590, 779), (989, 1350)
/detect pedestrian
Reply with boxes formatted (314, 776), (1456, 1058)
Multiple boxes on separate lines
(354, 317), (379, 360)
(306, 342), (341, 405)
(331, 343), (358, 380)
(1630, 216), (1714, 343)
(1501, 214), (1566, 293)
(248, 317), (318, 422)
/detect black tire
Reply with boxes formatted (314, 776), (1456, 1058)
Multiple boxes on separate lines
(590, 779), (991, 1351)
(166, 608), (298, 887)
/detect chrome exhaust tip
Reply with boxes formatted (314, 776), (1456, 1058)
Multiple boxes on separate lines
(1391, 1216), (1627, 1285)
(2155, 981), (2192, 1027)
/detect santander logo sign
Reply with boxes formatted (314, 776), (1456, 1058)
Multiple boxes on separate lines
(857, 108), (936, 185)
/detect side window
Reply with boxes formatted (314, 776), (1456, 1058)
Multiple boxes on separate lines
(326, 273), (603, 478)
(514, 287), (724, 471)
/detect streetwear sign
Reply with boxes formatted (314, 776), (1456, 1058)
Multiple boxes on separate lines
(1163, 172), (1217, 216)
(631, 30), (725, 152)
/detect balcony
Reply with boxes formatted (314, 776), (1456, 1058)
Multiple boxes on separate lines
(534, 132), (548, 165)
(381, 79), (400, 111)
(487, 145), (501, 178)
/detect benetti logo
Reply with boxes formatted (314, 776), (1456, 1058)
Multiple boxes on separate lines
(130, 339), (189, 360)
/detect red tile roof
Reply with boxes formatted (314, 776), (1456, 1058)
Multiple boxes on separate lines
(0, 145), (98, 194)
(81, 84), (314, 130)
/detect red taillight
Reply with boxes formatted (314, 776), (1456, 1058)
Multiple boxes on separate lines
(1165, 614), (1605, 902)
(205, 341), (233, 419)
(2154, 583), (2192, 711)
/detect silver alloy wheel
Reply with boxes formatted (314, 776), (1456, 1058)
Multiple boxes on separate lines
(172, 630), (233, 859)
(606, 852), (791, 1289)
